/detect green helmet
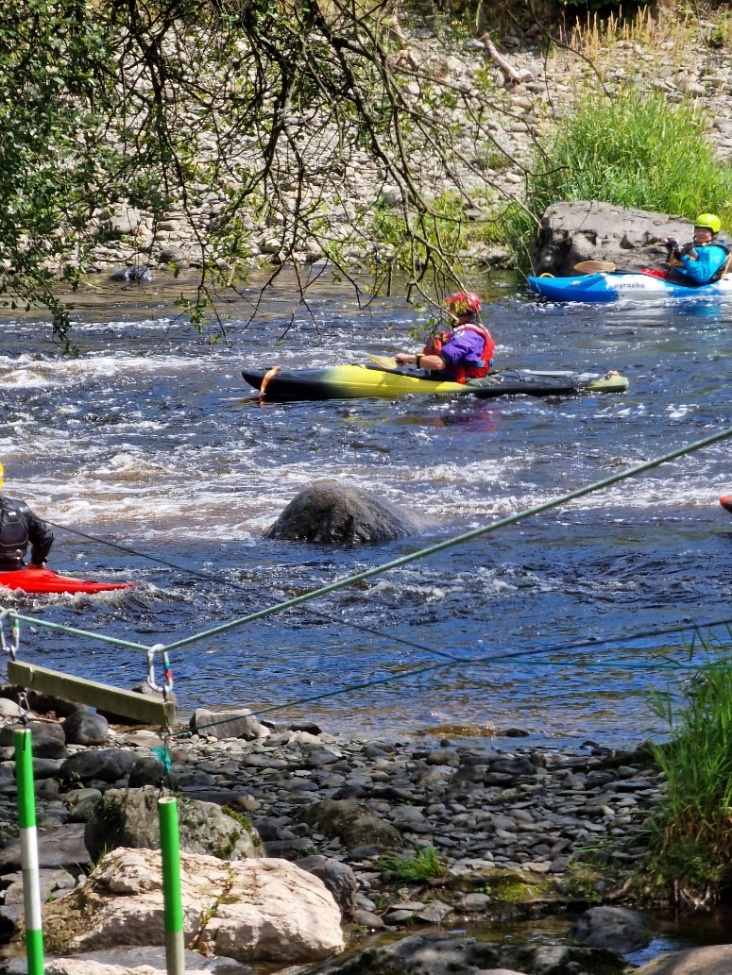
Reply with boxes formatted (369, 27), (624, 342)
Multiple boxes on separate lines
(695, 213), (721, 234)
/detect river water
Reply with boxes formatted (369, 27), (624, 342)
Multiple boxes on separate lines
(1, 269), (731, 748)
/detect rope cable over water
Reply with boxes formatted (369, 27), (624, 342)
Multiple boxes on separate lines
(157, 424), (732, 653)
(4, 605), (730, 744)
(1, 420), (730, 756)
(163, 616), (732, 740)
(1, 425), (731, 672)
(42, 521), (464, 663)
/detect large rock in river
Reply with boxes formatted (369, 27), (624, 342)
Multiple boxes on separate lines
(532, 201), (694, 276)
(266, 480), (421, 544)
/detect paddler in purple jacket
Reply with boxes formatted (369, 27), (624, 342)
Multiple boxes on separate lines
(395, 292), (495, 384)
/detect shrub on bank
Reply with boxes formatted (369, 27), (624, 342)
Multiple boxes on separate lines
(530, 89), (732, 219)
(642, 648), (732, 904)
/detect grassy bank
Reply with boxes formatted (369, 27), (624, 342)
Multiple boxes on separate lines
(496, 87), (732, 271)
(641, 645), (732, 906)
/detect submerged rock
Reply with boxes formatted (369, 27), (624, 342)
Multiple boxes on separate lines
(109, 266), (154, 284)
(266, 480), (422, 544)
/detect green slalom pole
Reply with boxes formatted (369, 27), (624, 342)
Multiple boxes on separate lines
(14, 729), (44, 975)
(158, 796), (185, 975)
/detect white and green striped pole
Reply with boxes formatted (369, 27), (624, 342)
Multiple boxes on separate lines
(158, 796), (185, 975)
(14, 728), (44, 975)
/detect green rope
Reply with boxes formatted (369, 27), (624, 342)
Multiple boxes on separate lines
(166, 624), (724, 741)
(2, 424), (731, 658)
(0, 613), (153, 651)
(159, 424), (732, 653)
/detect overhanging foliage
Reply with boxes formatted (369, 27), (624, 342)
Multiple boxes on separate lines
(1, 0), (528, 345)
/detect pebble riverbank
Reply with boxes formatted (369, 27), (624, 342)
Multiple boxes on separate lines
(0, 696), (664, 940)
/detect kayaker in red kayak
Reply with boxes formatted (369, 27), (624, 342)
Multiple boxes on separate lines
(395, 291), (495, 384)
(0, 463), (55, 572)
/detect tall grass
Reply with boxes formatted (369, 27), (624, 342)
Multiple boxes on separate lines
(567, 7), (693, 63)
(643, 647), (732, 901)
(379, 843), (446, 881)
(499, 88), (732, 270)
(530, 88), (732, 221)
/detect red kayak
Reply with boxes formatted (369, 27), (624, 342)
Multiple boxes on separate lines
(720, 496), (732, 514)
(0, 567), (134, 595)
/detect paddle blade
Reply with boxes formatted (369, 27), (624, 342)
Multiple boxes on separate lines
(573, 260), (617, 273)
(365, 353), (399, 370)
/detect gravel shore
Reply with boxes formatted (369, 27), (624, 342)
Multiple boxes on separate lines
(0, 701), (663, 933)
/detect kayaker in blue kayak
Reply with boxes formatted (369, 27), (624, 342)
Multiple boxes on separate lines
(0, 463), (55, 571)
(395, 291), (495, 383)
(662, 213), (731, 285)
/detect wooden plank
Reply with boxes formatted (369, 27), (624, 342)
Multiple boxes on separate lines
(7, 661), (177, 727)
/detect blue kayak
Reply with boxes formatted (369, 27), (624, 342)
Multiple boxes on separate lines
(528, 271), (732, 303)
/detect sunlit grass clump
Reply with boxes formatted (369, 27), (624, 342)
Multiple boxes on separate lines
(566, 5), (732, 60)
(567, 6), (693, 63)
(529, 88), (732, 224)
(379, 843), (446, 881)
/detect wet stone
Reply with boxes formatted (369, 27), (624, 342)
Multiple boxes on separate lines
(461, 892), (492, 909)
(383, 909), (416, 925)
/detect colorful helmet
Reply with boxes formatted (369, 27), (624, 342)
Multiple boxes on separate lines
(0, 462), (4, 487)
(695, 213), (721, 234)
(445, 291), (481, 315)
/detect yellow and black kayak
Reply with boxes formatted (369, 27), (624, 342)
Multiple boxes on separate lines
(242, 363), (629, 402)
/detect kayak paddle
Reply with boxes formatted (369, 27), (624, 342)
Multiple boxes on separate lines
(573, 260), (622, 273)
(365, 353), (400, 370)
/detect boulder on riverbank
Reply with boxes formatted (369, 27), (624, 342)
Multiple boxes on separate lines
(531, 201), (694, 277)
(266, 480), (422, 544)
(83, 786), (264, 862)
(39, 849), (344, 963)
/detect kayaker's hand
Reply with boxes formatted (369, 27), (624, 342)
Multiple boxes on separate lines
(663, 236), (679, 252)
(395, 353), (414, 366)
(680, 242), (698, 258)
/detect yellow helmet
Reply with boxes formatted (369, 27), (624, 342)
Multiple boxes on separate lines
(0, 462), (4, 487)
(695, 213), (721, 234)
